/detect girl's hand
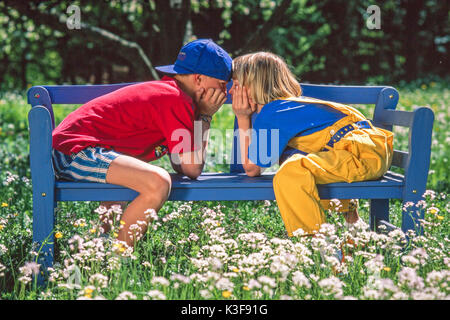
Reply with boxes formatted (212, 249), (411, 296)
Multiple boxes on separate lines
(231, 81), (257, 119)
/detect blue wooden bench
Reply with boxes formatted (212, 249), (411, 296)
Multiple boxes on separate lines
(27, 82), (434, 274)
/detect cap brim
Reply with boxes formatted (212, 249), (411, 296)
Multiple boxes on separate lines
(155, 64), (193, 75)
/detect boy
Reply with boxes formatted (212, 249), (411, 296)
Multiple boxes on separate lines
(52, 39), (232, 247)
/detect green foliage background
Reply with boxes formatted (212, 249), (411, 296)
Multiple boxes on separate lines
(0, 0), (449, 92)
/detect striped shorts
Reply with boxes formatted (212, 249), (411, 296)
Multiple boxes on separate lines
(52, 147), (121, 183)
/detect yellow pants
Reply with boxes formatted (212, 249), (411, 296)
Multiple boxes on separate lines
(273, 126), (393, 236)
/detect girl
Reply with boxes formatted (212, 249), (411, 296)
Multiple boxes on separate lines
(230, 52), (393, 236)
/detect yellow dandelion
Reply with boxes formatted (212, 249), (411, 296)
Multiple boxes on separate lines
(55, 231), (63, 239)
(232, 267), (240, 273)
(242, 286), (250, 291)
(222, 290), (232, 298)
(113, 232), (118, 238)
(0, 225), (4, 231)
(120, 220), (126, 225)
(1, 202), (8, 207)
(89, 228), (97, 234)
(436, 215), (444, 220)
(383, 267), (391, 272)
(84, 287), (94, 298)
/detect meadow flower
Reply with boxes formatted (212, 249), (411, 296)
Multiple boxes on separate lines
(318, 276), (345, 298)
(423, 189), (436, 200)
(89, 273), (108, 288)
(215, 277), (234, 291)
(425, 270), (449, 290)
(151, 276), (170, 287)
(257, 276), (277, 288)
(200, 289), (213, 299)
(19, 261), (40, 277)
(364, 254), (385, 274)
(247, 279), (262, 290)
(363, 277), (400, 300)
(144, 208), (158, 221)
(146, 290), (166, 300)
(188, 233), (199, 242)
(222, 290), (232, 298)
(115, 291), (137, 300)
(18, 276), (32, 285)
(170, 273), (191, 284)
(291, 271), (311, 289)
(397, 267), (425, 291)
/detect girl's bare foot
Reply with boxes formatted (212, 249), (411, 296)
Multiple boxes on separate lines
(343, 200), (360, 224)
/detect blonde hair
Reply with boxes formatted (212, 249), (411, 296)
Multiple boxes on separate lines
(232, 52), (302, 105)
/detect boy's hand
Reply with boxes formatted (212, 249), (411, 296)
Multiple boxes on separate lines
(194, 87), (227, 117)
(231, 81), (257, 119)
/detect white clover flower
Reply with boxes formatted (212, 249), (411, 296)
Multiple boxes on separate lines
(215, 277), (234, 291)
(89, 273), (108, 288)
(257, 276), (276, 288)
(170, 273), (191, 284)
(247, 279), (262, 290)
(292, 228), (306, 237)
(19, 261), (40, 277)
(146, 290), (166, 300)
(425, 270), (449, 289)
(115, 291), (137, 300)
(397, 267), (425, 291)
(291, 271), (311, 289)
(364, 254), (385, 274)
(318, 276), (345, 298)
(18, 275), (32, 285)
(151, 276), (170, 287)
(188, 233), (199, 242)
(144, 208), (158, 221)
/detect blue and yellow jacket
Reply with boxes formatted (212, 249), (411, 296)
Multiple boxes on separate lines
(248, 96), (384, 168)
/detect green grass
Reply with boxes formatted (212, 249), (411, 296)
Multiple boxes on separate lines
(0, 79), (448, 300)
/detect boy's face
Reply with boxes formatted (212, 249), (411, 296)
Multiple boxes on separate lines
(197, 75), (228, 95)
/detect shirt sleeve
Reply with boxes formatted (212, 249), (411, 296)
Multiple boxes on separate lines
(155, 99), (201, 154)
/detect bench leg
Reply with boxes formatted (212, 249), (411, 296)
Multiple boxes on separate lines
(369, 199), (390, 232)
(32, 191), (56, 285)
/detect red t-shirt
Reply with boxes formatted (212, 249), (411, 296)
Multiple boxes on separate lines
(52, 76), (199, 162)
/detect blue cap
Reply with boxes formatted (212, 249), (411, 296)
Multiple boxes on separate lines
(155, 39), (232, 81)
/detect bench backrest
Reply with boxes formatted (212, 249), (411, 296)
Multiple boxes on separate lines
(27, 82), (434, 199)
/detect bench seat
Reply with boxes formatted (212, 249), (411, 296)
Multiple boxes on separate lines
(55, 171), (404, 201)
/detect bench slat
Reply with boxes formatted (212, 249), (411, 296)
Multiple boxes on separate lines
(55, 171), (404, 201)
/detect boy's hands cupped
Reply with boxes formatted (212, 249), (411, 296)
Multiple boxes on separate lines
(194, 87), (227, 117)
(231, 81), (257, 119)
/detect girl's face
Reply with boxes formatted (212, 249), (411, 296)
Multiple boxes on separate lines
(229, 79), (257, 108)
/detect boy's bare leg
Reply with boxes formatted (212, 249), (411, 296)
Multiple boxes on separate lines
(105, 155), (172, 247)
